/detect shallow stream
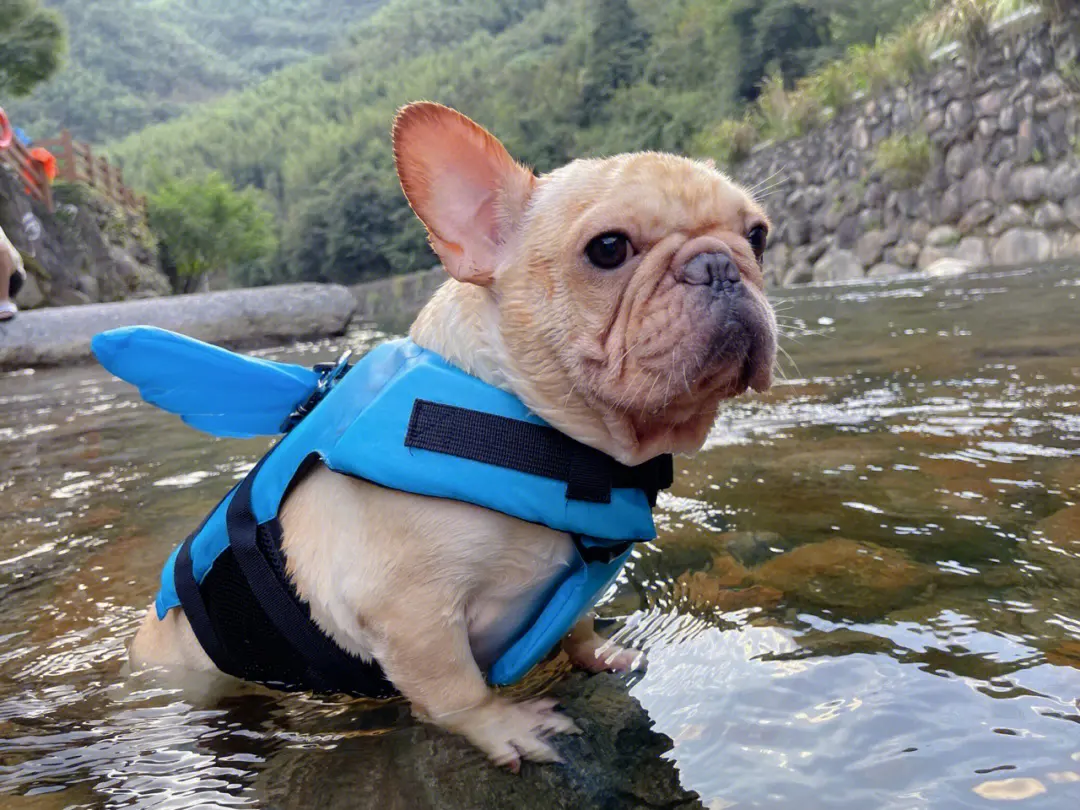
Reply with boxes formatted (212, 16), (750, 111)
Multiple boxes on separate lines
(1, 265), (1078, 808)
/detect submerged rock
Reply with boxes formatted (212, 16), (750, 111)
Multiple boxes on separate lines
(254, 673), (703, 810)
(1046, 639), (1080, 670)
(673, 550), (784, 614)
(670, 541), (797, 616)
(675, 572), (784, 614)
(723, 531), (793, 568)
(1034, 503), (1080, 543)
(752, 538), (932, 614)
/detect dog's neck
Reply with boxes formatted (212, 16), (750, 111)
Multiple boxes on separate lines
(409, 281), (652, 465)
(409, 281), (515, 392)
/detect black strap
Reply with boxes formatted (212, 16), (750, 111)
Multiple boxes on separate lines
(224, 455), (395, 696)
(404, 400), (673, 505)
(174, 533), (236, 676)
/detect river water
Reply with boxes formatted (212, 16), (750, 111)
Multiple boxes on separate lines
(1, 265), (1078, 808)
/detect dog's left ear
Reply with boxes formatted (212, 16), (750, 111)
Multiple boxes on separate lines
(393, 102), (535, 287)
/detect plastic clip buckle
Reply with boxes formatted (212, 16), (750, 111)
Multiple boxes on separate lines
(280, 350), (353, 432)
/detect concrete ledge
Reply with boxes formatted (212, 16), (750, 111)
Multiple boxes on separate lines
(350, 268), (443, 329)
(0, 283), (356, 370)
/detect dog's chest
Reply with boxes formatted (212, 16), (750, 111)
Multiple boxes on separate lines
(464, 529), (576, 669)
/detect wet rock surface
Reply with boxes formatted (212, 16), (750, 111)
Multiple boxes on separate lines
(991, 227), (1054, 265)
(254, 673), (703, 810)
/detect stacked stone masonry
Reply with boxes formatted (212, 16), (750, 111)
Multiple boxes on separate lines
(732, 11), (1080, 286)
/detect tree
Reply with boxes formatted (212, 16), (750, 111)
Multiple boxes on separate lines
(723, 0), (833, 103)
(578, 0), (650, 127)
(0, 0), (66, 98)
(148, 173), (277, 293)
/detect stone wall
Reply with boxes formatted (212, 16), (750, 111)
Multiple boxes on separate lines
(732, 10), (1080, 286)
(349, 267), (444, 331)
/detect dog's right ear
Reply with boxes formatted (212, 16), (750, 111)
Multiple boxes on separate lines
(393, 102), (535, 286)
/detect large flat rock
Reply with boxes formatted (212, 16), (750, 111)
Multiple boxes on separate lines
(254, 672), (702, 810)
(0, 283), (356, 370)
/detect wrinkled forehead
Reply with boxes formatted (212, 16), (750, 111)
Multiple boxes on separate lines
(527, 153), (765, 242)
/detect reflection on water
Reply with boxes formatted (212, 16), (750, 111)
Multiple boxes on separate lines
(1, 267), (1078, 808)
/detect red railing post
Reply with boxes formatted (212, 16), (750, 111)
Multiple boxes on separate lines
(100, 156), (112, 201)
(84, 142), (95, 188)
(60, 130), (76, 182)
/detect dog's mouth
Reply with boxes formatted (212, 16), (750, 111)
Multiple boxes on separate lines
(599, 295), (776, 456)
(723, 316), (777, 396)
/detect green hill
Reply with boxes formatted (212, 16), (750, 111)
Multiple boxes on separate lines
(5, 0), (388, 142)
(108, 0), (924, 285)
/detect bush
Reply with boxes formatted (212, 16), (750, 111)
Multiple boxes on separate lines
(1035, 0), (1076, 22)
(847, 42), (895, 96)
(873, 132), (933, 187)
(885, 26), (933, 77)
(921, 0), (1025, 55)
(691, 116), (761, 167)
(756, 70), (824, 142)
(803, 61), (856, 112)
(148, 172), (277, 292)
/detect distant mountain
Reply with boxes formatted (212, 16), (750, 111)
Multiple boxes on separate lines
(5, 0), (388, 142)
(106, 0), (922, 286)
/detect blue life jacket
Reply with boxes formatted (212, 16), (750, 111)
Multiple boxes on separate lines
(93, 328), (672, 696)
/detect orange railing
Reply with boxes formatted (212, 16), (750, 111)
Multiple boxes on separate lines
(0, 121), (53, 212)
(37, 130), (147, 216)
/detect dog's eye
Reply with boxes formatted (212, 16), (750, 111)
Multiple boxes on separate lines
(585, 232), (633, 270)
(746, 225), (768, 263)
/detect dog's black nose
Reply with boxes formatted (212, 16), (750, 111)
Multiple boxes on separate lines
(677, 252), (741, 294)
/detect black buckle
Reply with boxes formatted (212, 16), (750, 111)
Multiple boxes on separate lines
(572, 535), (632, 564)
(279, 350), (352, 432)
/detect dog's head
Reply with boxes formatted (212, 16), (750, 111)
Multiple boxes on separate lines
(394, 102), (776, 465)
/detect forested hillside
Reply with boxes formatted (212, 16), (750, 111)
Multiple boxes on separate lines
(107, 0), (929, 287)
(5, 0), (387, 142)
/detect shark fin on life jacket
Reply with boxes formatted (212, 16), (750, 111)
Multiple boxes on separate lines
(91, 326), (320, 438)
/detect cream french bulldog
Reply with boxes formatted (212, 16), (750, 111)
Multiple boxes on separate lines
(130, 102), (777, 770)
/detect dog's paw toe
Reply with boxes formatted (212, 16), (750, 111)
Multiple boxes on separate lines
(452, 697), (577, 769)
(565, 640), (647, 674)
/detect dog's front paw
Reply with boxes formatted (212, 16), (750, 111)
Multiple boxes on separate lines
(563, 636), (647, 674)
(444, 697), (580, 772)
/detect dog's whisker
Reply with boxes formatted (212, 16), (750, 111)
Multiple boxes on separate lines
(775, 344), (800, 379)
(750, 178), (787, 195)
(746, 165), (788, 195)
